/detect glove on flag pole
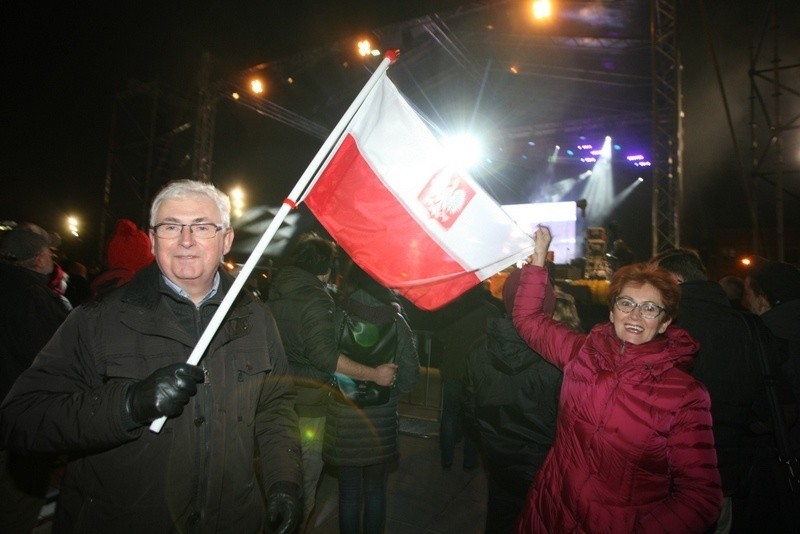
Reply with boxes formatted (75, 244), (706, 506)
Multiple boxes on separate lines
(304, 75), (534, 310)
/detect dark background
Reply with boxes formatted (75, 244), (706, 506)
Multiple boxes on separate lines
(2, 1), (798, 275)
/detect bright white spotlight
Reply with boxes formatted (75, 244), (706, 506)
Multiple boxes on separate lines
(442, 134), (483, 170)
(600, 136), (612, 159)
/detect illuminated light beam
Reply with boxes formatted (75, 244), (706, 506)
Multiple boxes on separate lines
(600, 136), (613, 159)
(546, 176), (581, 201)
(609, 176), (645, 212)
(579, 141), (614, 227)
(547, 144), (560, 164)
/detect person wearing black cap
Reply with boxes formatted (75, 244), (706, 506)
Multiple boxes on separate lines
(268, 232), (396, 529)
(0, 222), (69, 533)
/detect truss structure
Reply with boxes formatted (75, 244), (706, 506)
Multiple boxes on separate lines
(749, 0), (800, 261)
(650, 0), (681, 254)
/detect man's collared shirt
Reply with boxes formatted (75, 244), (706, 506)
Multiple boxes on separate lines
(161, 271), (221, 307)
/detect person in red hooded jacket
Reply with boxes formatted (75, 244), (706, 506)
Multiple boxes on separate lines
(512, 226), (722, 533)
(89, 219), (154, 298)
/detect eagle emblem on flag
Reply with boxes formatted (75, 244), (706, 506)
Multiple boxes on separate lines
(418, 169), (476, 230)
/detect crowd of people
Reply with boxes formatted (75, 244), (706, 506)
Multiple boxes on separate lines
(1, 178), (799, 533)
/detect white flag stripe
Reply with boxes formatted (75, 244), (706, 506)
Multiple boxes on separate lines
(350, 78), (534, 274)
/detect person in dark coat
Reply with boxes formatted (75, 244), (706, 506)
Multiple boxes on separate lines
(650, 248), (777, 533)
(513, 226), (722, 533)
(269, 233), (396, 528)
(0, 180), (303, 533)
(743, 258), (800, 532)
(322, 261), (419, 534)
(719, 275), (746, 311)
(435, 284), (503, 471)
(744, 258), (800, 411)
(61, 259), (91, 308)
(465, 268), (571, 534)
(0, 222), (69, 533)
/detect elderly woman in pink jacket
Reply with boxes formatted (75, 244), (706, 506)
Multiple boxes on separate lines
(513, 226), (722, 533)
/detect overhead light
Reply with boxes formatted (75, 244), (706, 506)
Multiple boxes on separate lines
(532, 0), (553, 20)
(357, 39), (380, 57)
(249, 79), (265, 95)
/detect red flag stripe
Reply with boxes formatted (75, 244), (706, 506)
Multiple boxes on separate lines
(307, 133), (482, 310)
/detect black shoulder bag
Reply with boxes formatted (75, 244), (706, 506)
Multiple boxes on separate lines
(332, 307), (399, 407)
(740, 311), (800, 495)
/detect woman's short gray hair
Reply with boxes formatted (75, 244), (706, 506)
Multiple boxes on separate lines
(149, 179), (231, 228)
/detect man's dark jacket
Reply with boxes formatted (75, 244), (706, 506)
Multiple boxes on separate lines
(268, 265), (339, 418)
(0, 261), (68, 401)
(0, 264), (302, 533)
(674, 280), (767, 495)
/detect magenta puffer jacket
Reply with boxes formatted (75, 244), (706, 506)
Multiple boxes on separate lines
(512, 266), (722, 533)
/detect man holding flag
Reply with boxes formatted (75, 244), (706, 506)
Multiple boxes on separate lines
(0, 179), (302, 533)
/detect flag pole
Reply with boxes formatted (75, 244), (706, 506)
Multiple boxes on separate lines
(150, 50), (399, 433)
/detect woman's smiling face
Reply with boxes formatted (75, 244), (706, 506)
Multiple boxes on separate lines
(610, 282), (672, 345)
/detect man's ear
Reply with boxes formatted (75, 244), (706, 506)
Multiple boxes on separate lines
(222, 228), (234, 256)
(755, 294), (771, 314)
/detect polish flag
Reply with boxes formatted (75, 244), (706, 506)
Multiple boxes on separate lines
(304, 76), (534, 310)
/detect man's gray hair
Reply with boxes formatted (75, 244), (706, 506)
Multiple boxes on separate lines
(149, 179), (231, 228)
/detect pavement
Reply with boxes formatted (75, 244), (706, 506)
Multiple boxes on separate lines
(306, 367), (489, 533)
(307, 432), (487, 534)
(307, 413), (487, 533)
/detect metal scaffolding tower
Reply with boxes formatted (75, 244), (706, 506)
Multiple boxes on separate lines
(749, 0), (800, 262)
(192, 53), (216, 184)
(99, 81), (194, 263)
(650, 0), (682, 254)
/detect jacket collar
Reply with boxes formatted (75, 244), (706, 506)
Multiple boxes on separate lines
(121, 263), (254, 312)
(586, 322), (698, 378)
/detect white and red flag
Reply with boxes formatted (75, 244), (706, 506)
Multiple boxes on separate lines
(304, 76), (534, 310)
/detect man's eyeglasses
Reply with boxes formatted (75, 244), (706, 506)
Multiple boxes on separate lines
(614, 297), (665, 320)
(151, 223), (225, 239)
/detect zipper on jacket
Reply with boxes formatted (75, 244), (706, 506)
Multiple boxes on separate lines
(191, 304), (213, 530)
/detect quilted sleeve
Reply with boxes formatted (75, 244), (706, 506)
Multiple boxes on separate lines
(512, 265), (586, 369)
(637, 382), (723, 533)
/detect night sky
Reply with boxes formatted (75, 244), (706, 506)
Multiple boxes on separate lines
(2, 1), (798, 269)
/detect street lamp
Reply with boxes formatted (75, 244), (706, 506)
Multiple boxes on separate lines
(67, 215), (80, 237)
(230, 187), (245, 219)
(357, 39), (380, 57)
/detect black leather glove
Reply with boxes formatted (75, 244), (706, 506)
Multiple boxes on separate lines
(265, 481), (302, 534)
(124, 363), (205, 425)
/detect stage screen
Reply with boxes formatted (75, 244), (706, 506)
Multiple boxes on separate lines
(502, 201), (578, 264)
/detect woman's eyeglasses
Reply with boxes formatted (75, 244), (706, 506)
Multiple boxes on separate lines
(614, 297), (665, 319)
